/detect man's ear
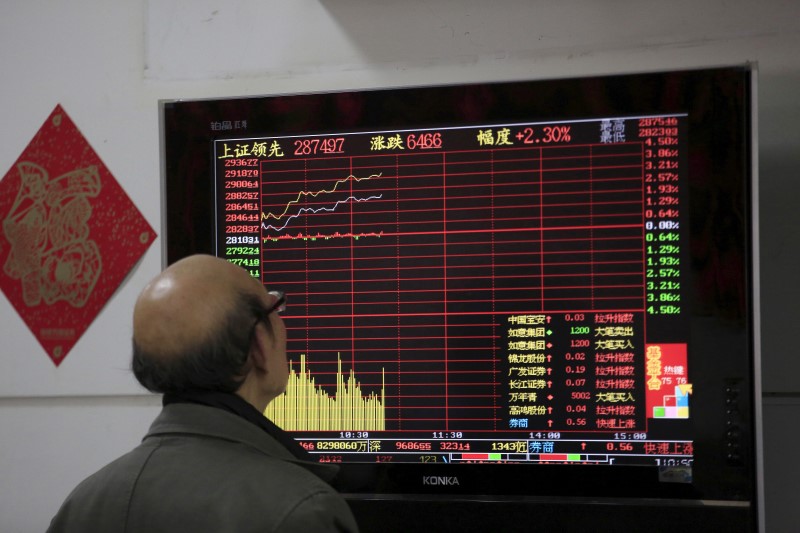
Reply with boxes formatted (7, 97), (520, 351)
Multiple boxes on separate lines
(249, 323), (271, 372)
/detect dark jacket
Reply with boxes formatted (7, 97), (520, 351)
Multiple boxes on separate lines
(46, 403), (360, 533)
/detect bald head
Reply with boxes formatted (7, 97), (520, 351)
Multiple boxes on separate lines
(133, 254), (261, 359)
(130, 254), (281, 395)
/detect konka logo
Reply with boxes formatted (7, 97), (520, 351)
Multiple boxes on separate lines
(422, 476), (460, 486)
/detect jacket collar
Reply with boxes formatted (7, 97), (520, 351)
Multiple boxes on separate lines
(145, 402), (341, 483)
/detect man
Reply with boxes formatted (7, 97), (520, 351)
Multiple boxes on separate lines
(47, 254), (360, 532)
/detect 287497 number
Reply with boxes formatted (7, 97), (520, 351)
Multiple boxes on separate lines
(293, 137), (345, 155)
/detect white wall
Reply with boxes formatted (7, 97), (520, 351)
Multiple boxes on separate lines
(1, 0), (798, 531)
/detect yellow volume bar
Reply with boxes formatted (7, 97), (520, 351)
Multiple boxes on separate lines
(265, 353), (386, 431)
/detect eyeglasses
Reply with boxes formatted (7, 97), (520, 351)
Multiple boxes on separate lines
(249, 290), (286, 341)
(264, 290), (286, 316)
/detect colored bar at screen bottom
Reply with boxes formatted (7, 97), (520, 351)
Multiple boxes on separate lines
(539, 453), (582, 461)
(461, 453), (503, 461)
(458, 453), (607, 462)
(459, 453), (583, 461)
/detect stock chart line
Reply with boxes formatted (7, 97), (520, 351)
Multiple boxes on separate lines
(262, 172), (382, 221)
(261, 194), (384, 232)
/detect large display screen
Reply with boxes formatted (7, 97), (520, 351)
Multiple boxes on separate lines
(162, 66), (759, 530)
(226, 115), (690, 462)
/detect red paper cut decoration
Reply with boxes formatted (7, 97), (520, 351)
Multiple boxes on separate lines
(0, 104), (157, 366)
